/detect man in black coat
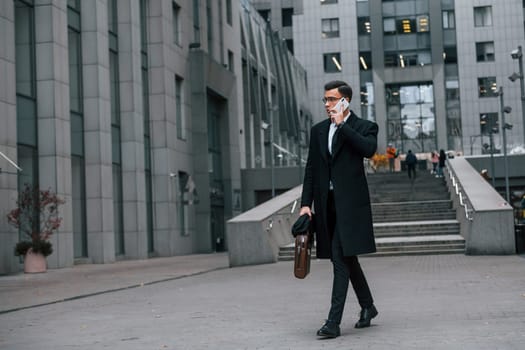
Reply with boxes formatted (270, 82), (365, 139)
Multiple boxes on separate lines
(300, 80), (378, 338)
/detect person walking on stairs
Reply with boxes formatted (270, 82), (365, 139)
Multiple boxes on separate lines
(405, 150), (417, 180)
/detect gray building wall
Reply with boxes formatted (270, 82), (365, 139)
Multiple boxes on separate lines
(294, 0), (361, 123)
(455, 0), (525, 155)
(0, 1), (19, 274)
(291, 0), (525, 155)
(0, 0), (244, 274)
(0, 0), (312, 274)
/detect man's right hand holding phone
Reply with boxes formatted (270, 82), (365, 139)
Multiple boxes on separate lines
(331, 98), (349, 125)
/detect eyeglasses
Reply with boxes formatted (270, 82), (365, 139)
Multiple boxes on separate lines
(322, 96), (341, 103)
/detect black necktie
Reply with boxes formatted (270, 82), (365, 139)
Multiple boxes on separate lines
(331, 126), (339, 154)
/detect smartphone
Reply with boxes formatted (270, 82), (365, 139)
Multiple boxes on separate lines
(333, 98), (349, 113)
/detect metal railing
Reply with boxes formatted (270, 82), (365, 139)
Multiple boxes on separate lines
(447, 167), (473, 221)
(265, 199), (298, 231)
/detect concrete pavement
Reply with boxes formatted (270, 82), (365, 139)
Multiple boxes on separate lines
(0, 253), (230, 314)
(1, 253), (525, 349)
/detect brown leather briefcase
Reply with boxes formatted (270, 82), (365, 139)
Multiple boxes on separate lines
(294, 233), (312, 279)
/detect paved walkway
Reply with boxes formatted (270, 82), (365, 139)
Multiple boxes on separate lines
(1, 253), (525, 349)
(0, 253), (230, 314)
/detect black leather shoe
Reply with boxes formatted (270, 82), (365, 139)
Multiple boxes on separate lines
(316, 320), (340, 338)
(355, 305), (378, 328)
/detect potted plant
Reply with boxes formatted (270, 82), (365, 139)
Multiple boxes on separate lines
(7, 184), (65, 273)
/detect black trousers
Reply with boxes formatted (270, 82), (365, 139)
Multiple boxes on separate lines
(407, 165), (416, 179)
(327, 191), (374, 324)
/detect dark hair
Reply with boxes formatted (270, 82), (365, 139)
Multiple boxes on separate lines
(324, 80), (353, 101)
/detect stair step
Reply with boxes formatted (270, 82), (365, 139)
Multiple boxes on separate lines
(373, 214), (456, 223)
(365, 249), (465, 257)
(375, 234), (464, 245)
(278, 235), (464, 261)
(278, 171), (462, 260)
(372, 199), (452, 208)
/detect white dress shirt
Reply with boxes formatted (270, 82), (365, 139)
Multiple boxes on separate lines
(328, 111), (350, 155)
(328, 111), (350, 190)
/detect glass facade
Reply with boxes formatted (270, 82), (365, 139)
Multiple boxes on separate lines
(382, 0), (431, 68)
(68, 0), (87, 258)
(386, 84), (436, 153)
(140, 0), (154, 254)
(441, 0), (461, 151)
(14, 0), (38, 250)
(108, 0), (125, 256)
(15, 1), (38, 191)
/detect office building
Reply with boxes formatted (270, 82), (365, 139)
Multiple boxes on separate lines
(256, 0), (525, 155)
(0, 0), (310, 274)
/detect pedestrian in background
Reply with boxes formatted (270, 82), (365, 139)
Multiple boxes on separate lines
(431, 151), (439, 174)
(405, 150), (417, 180)
(386, 144), (397, 172)
(300, 80), (379, 339)
(436, 149), (446, 178)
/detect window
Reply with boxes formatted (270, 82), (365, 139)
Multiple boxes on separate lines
(324, 53), (342, 73)
(383, 18), (396, 34)
(178, 171), (191, 236)
(173, 2), (181, 46)
(15, 0), (39, 253)
(140, 0), (154, 253)
(385, 50), (431, 68)
(357, 17), (371, 35)
(108, 0), (125, 256)
(443, 47), (457, 64)
(474, 6), (492, 27)
(442, 10), (455, 28)
(192, 0), (200, 44)
(285, 39), (294, 54)
(480, 113), (499, 135)
(322, 18), (339, 38)
(397, 18), (416, 33)
(68, 1), (87, 258)
(226, 0), (232, 26)
(228, 50), (234, 72)
(417, 15), (429, 32)
(258, 9), (270, 23)
(476, 42), (494, 62)
(359, 52), (371, 70)
(15, 0), (36, 98)
(68, 24), (82, 114)
(445, 80), (459, 100)
(176, 76), (185, 139)
(321, 0), (338, 4)
(478, 77), (498, 98)
(282, 8), (293, 27)
(206, 0), (213, 56)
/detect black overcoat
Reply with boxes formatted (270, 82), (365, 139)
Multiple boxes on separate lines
(301, 111), (378, 258)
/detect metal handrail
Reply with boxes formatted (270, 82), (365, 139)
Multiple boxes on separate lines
(447, 167), (473, 221)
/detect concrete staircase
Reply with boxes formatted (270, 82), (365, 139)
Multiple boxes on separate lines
(278, 170), (465, 260)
